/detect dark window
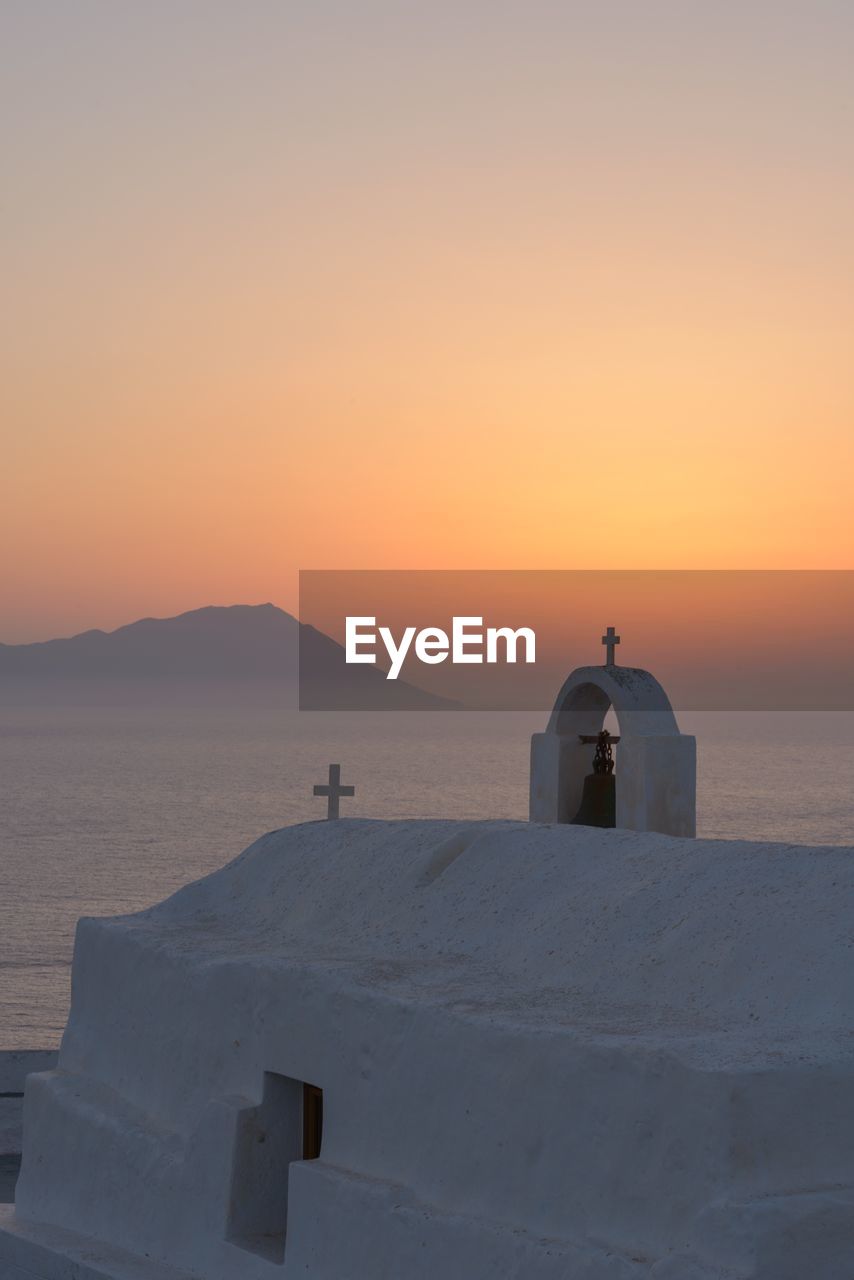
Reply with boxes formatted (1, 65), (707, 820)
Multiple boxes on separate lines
(302, 1083), (323, 1159)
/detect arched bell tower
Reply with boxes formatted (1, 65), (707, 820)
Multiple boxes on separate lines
(529, 630), (696, 836)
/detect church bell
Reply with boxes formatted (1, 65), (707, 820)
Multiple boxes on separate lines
(571, 730), (619, 828)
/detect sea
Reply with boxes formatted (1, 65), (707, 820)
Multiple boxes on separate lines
(1, 705), (852, 1049)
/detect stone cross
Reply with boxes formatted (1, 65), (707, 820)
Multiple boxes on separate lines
(601, 626), (621, 666)
(313, 763), (355, 820)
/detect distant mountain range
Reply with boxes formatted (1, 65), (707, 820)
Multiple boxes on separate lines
(0, 605), (458, 709)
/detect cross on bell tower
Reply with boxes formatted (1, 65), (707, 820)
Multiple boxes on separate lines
(601, 626), (621, 666)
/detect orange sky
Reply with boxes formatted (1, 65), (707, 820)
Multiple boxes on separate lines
(2, 2), (853, 642)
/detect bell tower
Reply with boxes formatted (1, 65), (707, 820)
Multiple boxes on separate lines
(529, 630), (696, 837)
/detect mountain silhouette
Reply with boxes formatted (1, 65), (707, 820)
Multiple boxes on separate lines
(0, 604), (458, 709)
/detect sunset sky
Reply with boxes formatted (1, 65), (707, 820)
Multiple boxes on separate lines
(3, 1), (853, 642)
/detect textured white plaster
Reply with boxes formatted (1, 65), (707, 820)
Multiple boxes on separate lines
(3, 819), (853, 1278)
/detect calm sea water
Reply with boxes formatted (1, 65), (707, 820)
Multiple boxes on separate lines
(1, 706), (852, 1048)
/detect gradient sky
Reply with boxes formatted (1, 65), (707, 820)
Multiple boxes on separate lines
(2, 1), (853, 642)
